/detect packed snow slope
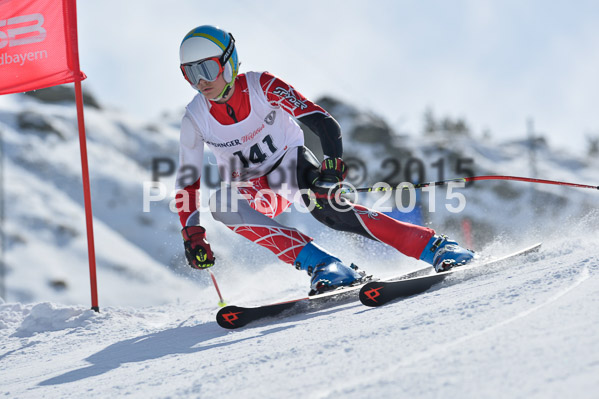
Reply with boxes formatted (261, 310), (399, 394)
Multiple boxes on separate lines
(1, 86), (598, 398)
(1, 215), (598, 398)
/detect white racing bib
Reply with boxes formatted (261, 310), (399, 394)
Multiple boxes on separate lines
(185, 72), (304, 182)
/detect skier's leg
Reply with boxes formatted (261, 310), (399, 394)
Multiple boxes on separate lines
(210, 163), (364, 293)
(209, 182), (310, 264)
(295, 146), (473, 270)
(295, 146), (434, 257)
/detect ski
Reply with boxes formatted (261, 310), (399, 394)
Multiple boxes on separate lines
(359, 242), (542, 307)
(216, 283), (362, 329)
(216, 265), (435, 329)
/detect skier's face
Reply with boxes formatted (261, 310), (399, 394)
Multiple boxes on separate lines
(197, 74), (228, 101)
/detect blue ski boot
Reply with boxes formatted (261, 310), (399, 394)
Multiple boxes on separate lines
(419, 235), (475, 272)
(294, 242), (367, 295)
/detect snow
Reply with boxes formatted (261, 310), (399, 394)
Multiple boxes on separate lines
(1, 225), (598, 398)
(1, 89), (599, 397)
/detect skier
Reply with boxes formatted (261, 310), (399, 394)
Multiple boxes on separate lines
(175, 25), (474, 295)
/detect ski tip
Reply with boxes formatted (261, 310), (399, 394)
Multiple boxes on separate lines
(359, 282), (387, 307)
(216, 305), (246, 329)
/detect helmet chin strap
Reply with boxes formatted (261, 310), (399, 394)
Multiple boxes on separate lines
(208, 34), (236, 101)
(205, 81), (233, 102)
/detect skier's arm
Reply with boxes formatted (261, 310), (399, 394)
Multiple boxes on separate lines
(175, 113), (204, 227)
(260, 72), (343, 158)
(297, 113), (343, 159)
(175, 113), (215, 269)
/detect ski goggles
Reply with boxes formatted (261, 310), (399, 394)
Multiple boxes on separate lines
(180, 33), (236, 86)
(180, 57), (224, 85)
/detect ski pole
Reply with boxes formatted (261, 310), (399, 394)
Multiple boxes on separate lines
(208, 269), (227, 307)
(339, 175), (599, 194)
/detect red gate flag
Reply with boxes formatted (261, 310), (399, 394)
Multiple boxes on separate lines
(1, 0), (99, 311)
(0, 0), (86, 95)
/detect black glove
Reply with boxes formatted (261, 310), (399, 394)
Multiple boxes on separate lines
(182, 226), (215, 269)
(311, 157), (348, 195)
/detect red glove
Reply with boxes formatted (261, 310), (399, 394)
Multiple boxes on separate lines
(182, 226), (215, 269)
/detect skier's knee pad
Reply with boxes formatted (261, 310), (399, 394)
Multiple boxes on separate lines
(208, 188), (241, 225)
(209, 186), (283, 227)
(208, 189), (225, 223)
(309, 200), (365, 235)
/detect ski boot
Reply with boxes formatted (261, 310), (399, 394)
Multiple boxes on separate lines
(419, 235), (475, 272)
(294, 241), (368, 295)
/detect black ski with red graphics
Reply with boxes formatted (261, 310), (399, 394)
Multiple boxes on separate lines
(216, 266), (434, 329)
(359, 242), (542, 307)
(216, 284), (363, 329)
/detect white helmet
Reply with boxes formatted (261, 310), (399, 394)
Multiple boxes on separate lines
(179, 25), (239, 99)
